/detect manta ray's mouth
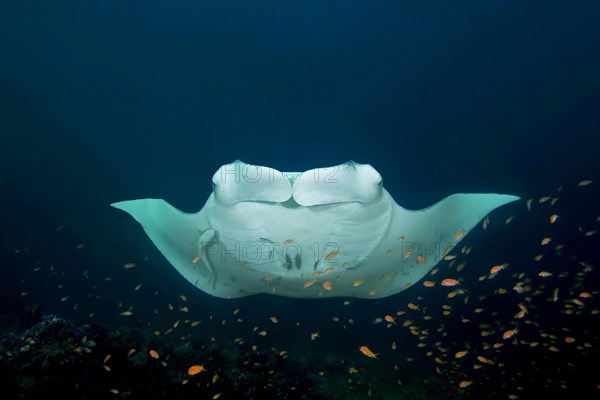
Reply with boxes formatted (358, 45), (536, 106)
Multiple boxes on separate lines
(280, 197), (301, 208)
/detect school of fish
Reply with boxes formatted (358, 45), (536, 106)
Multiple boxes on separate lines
(10, 179), (598, 399)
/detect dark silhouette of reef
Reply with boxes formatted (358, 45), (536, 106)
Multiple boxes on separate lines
(0, 314), (329, 400)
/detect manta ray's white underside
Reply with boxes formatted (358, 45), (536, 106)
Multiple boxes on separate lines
(111, 160), (519, 299)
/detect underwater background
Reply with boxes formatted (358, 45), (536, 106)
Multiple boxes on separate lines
(1, 1), (599, 399)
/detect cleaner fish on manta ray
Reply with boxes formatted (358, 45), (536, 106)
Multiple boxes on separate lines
(111, 160), (520, 299)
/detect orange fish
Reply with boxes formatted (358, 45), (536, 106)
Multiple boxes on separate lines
(476, 355), (491, 364)
(270, 316), (279, 324)
(310, 332), (319, 341)
(459, 380), (472, 388)
(407, 303), (420, 311)
(489, 264), (507, 275)
(325, 250), (339, 261)
(443, 244), (453, 255)
(149, 349), (160, 359)
(322, 281), (333, 291)
(384, 315), (396, 324)
(441, 278), (460, 287)
(454, 350), (468, 358)
(188, 365), (206, 375)
(518, 303), (528, 313)
(454, 229), (466, 240)
(352, 280), (364, 287)
(572, 298), (584, 306)
(502, 329), (518, 340)
(549, 214), (559, 224)
(422, 280), (435, 287)
(540, 237), (551, 245)
(512, 284), (525, 293)
(416, 255), (426, 264)
(303, 279), (317, 288)
(283, 239), (295, 245)
(359, 346), (378, 359)
(192, 256), (201, 263)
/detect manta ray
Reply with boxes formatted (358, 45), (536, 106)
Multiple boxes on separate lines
(112, 160), (519, 299)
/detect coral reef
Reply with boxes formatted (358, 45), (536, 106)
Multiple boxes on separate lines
(0, 314), (328, 400)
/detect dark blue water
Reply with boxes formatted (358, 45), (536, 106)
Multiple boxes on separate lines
(1, 2), (599, 399)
